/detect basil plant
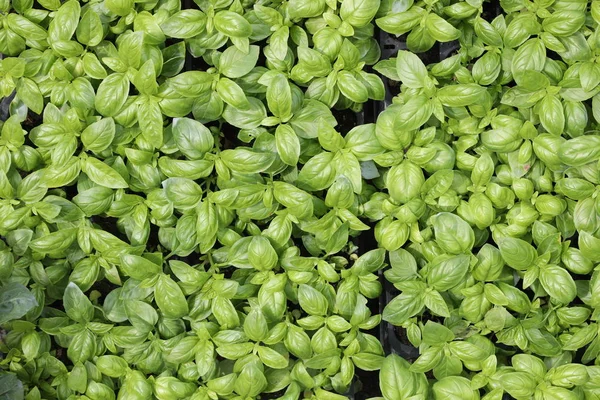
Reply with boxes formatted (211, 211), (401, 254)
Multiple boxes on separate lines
(2, 0), (600, 398)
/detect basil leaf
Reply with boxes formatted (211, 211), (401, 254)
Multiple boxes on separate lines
(431, 213), (475, 254)
(0, 283), (37, 324)
(275, 124), (300, 166)
(81, 118), (115, 153)
(380, 354), (428, 400)
(340, 0), (380, 27)
(95, 73), (129, 117)
(436, 84), (486, 107)
(427, 255), (471, 291)
(155, 275), (188, 319)
(160, 10), (207, 39)
(498, 237), (537, 270)
(172, 118), (214, 160)
(83, 157), (129, 189)
(219, 45), (260, 79)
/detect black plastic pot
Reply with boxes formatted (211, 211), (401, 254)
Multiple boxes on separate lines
(372, 1), (509, 398)
(0, 54), (11, 123)
(373, 0), (504, 356)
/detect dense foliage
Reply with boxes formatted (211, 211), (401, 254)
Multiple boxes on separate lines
(1, 0), (600, 398)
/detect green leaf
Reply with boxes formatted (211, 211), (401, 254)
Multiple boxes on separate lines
(160, 10), (207, 38)
(382, 291), (424, 325)
(212, 297), (240, 329)
(83, 157), (128, 189)
(512, 38), (546, 76)
(133, 61), (158, 96)
(411, 346), (443, 373)
(29, 228), (77, 254)
(16, 78), (43, 114)
(386, 161), (424, 204)
(216, 78), (250, 109)
(431, 212), (475, 254)
(436, 84), (486, 107)
(138, 98), (163, 146)
(81, 118), (115, 153)
(284, 324), (312, 360)
(396, 50), (428, 88)
(298, 284), (328, 316)
(219, 45), (260, 79)
(96, 355), (129, 378)
(244, 307), (269, 342)
(0, 374), (24, 400)
(119, 254), (162, 280)
(340, 0), (381, 28)
(448, 341), (488, 363)
(220, 148), (275, 174)
(424, 290), (450, 317)
(290, 102), (336, 141)
(334, 150), (362, 193)
(125, 300), (158, 331)
(433, 376), (479, 400)
(67, 329), (96, 364)
(395, 94), (433, 131)
(48, 0), (80, 42)
(155, 275), (188, 319)
(214, 11), (252, 38)
(222, 97), (265, 129)
(6, 15), (47, 41)
(0, 283), (37, 324)
(542, 10), (585, 37)
(235, 364), (267, 397)
(82, 53), (108, 79)
(297, 47), (332, 77)
(376, 8), (425, 35)
(248, 236), (278, 271)
(425, 13), (461, 42)
(76, 10), (103, 46)
(273, 181), (314, 219)
(500, 372), (537, 399)
(377, 218), (410, 251)
(105, 0), (133, 16)
(427, 255), (471, 291)
(498, 237), (537, 270)
(288, 0), (326, 18)
(297, 152), (337, 191)
(95, 73), (129, 117)
(169, 71), (213, 97)
(63, 282), (94, 324)
(163, 177), (203, 210)
(257, 346), (289, 369)
(579, 62), (600, 92)
(474, 18), (503, 47)
(380, 354), (429, 400)
(17, 172), (46, 204)
(275, 124), (300, 166)
(539, 265), (577, 304)
(558, 135), (600, 166)
(539, 95), (565, 136)
(267, 74), (293, 120)
(172, 118), (214, 160)
(337, 71), (368, 103)
(353, 353), (385, 371)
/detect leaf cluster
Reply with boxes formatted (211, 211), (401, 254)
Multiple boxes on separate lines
(1, 0), (600, 398)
